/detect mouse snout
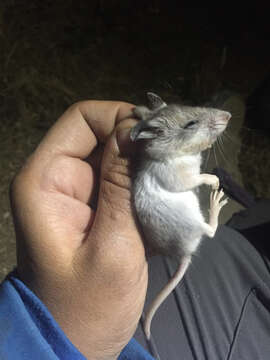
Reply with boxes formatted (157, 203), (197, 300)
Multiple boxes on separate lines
(223, 111), (231, 122)
(211, 110), (231, 134)
(217, 111), (231, 123)
(214, 110), (231, 129)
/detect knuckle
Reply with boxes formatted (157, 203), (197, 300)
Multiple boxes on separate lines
(9, 171), (31, 210)
(64, 100), (93, 119)
(39, 155), (73, 192)
(68, 100), (89, 112)
(10, 167), (29, 196)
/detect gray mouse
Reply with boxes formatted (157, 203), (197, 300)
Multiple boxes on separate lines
(130, 92), (231, 339)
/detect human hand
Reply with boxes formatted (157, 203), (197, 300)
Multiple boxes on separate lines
(10, 101), (148, 360)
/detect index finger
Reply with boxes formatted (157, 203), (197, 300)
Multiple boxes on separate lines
(36, 100), (135, 159)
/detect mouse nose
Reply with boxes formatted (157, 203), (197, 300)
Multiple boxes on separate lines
(215, 110), (231, 124)
(221, 111), (231, 122)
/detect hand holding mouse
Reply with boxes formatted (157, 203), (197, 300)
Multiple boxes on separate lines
(10, 101), (148, 360)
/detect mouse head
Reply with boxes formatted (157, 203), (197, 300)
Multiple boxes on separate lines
(130, 93), (231, 159)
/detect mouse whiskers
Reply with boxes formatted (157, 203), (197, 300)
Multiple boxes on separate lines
(242, 125), (253, 132)
(216, 136), (229, 165)
(203, 148), (211, 171)
(213, 142), (219, 168)
(223, 130), (241, 146)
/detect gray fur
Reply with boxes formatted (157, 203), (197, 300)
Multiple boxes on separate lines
(132, 156), (204, 259)
(131, 93), (231, 260)
(130, 93), (231, 339)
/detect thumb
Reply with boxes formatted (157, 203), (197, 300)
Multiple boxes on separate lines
(85, 118), (146, 281)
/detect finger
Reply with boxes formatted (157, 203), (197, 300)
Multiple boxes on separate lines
(43, 156), (97, 205)
(74, 119), (148, 357)
(35, 101), (135, 160)
(83, 118), (146, 274)
(17, 101), (135, 209)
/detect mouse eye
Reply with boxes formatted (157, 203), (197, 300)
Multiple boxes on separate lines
(184, 120), (198, 129)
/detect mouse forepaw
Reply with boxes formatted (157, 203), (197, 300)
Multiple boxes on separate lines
(199, 174), (220, 189)
(212, 176), (220, 190)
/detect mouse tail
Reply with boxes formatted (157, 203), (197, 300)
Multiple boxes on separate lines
(143, 256), (191, 340)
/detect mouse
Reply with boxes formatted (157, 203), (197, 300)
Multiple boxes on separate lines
(130, 92), (231, 340)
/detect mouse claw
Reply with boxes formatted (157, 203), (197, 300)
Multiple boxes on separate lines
(220, 198), (228, 208)
(216, 188), (225, 201)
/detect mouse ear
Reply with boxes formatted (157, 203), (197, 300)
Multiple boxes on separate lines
(147, 92), (167, 110)
(130, 121), (157, 142)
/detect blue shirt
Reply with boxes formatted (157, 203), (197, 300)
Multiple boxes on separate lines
(0, 272), (154, 360)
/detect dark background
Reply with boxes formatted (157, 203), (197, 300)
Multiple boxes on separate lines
(0, 1), (270, 279)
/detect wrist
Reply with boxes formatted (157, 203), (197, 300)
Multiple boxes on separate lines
(19, 259), (148, 360)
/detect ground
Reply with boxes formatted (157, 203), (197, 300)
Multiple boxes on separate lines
(0, 2), (270, 281)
